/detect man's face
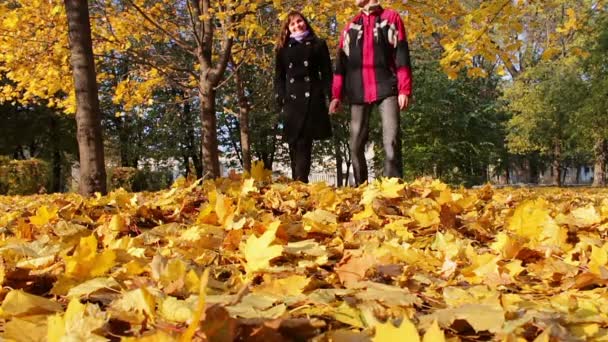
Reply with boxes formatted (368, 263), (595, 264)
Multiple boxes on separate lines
(355, 0), (370, 8)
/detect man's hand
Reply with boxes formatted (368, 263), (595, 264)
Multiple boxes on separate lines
(329, 99), (341, 115)
(398, 94), (409, 110)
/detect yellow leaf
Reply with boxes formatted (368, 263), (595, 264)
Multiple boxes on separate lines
(373, 316), (420, 342)
(67, 277), (120, 299)
(409, 199), (440, 228)
(160, 296), (195, 323)
(241, 178), (258, 195)
(0, 290), (62, 317)
(248, 160), (272, 182)
(332, 302), (365, 328)
(507, 199), (564, 246)
(185, 269), (200, 294)
(379, 177), (405, 198)
(240, 221), (283, 273)
(423, 320), (445, 342)
(2, 315), (48, 342)
(110, 288), (156, 324)
(29, 205), (58, 227)
(589, 245), (607, 275)
(65, 235), (116, 279)
(180, 268), (210, 341)
(569, 205), (601, 228)
(48, 298), (107, 342)
(159, 258), (187, 292)
(254, 274), (310, 297)
(124, 259), (147, 276)
(303, 209), (337, 234)
(47, 314), (66, 342)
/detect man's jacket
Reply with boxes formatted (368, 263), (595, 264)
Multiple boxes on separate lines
(332, 5), (412, 104)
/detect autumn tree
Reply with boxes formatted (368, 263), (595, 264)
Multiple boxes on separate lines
(577, 11), (608, 186)
(504, 58), (587, 186)
(0, 1), (107, 195)
(64, 0), (107, 195)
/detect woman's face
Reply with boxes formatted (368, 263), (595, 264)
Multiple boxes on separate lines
(288, 15), (307, 34)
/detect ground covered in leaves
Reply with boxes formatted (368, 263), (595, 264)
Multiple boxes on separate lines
(1, 172), (608, 341)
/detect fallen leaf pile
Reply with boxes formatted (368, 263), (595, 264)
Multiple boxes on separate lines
(2, 170), (608, 341)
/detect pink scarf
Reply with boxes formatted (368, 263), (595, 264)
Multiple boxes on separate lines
(290, 30), (310, 42)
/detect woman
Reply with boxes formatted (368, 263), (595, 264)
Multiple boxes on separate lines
(275, 11), (332, 183)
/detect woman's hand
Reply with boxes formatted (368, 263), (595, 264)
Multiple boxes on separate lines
(329, 99), (341, 114)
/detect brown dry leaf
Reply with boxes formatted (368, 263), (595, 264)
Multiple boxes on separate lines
(336, 249), (376, 287)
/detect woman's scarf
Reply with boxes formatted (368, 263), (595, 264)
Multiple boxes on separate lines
(290, 30), (310, 42)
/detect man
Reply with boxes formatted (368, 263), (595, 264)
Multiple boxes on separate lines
(329, 0), (412, 186)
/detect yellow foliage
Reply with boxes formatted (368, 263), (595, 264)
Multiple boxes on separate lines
(2, 177), (608, 340)
(240, 221), (283, 273)
(64, 235), (116, 280)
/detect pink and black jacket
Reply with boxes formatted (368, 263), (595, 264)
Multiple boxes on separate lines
(332, 5), (412, 104)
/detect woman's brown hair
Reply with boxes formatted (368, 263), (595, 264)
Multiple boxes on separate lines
(275, 11), (316, 52)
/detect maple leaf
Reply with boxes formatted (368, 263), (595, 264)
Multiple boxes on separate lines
(373, 317), (420, 342)
(67, 277), (120, 299)
(240, 221), (283, 274)
(303, 209), (337, 234)
(64, 235), (116, 280)
(247, 160), (272, 182)
(409, 199), (441, 228)
(423, 320), (446, 342)
(29, 205), (58, 227)
(109, 288), (156, 324)
(181, 268), (210, 341)
(254, 274), (310, 298)
(47, 298), (108, 342)
(0, 290), (63, 317)
(335, 249), (376, 287)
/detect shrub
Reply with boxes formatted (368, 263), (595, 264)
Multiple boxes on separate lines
(132, 169), (172, 192)
(0, 158), (50, 195)
(108, 167), (139, 192)
(109, 167), (173, 192)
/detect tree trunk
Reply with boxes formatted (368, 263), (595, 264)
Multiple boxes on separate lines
(182, 97), (203, 179)
(64, 0), (107, 196)
(345, 162), (351, 186)
(195, 0), (233, 179)
(552, 139), (562, 187)
(199, 80), (220, 178)
(52, 149), (62, 193)
(593, 137), (607, 187)
(183, 154), (190, 178)
(49, 114), (62, 193)
(235, 69), (251, 173)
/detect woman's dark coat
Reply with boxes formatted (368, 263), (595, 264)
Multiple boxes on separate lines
(275, 35), (333, 144)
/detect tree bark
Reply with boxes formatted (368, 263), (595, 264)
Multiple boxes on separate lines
(199, 81), (220, 178)
(235, 68), (251, 173)
(593, 137), (607, 187)
(182, 97), (203, 178)
(552, 139), (562, 187)
(195, 0), (233, 179)
(64, 0), (107, 196)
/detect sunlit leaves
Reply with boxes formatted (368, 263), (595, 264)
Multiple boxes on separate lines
(240, 220), (283, 274)
(2, 177), (608, 340)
